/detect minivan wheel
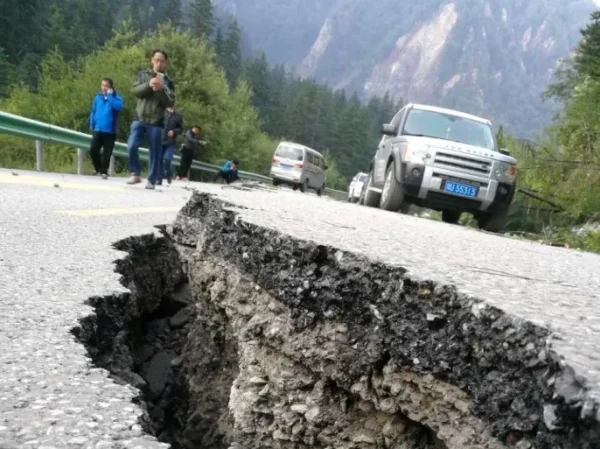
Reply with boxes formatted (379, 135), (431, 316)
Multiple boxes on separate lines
(441, 210), (461, 224)
(363, 170), (380, 208)
(317, 185), (324, 196)
(300, 179), (308, 193)
(380, 161), (405, 212)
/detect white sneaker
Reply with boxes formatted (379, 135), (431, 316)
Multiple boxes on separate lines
(126, 176), (141, 185)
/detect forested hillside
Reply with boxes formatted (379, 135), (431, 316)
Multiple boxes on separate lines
(0, 0), (399, 185)
(213, 0), (598, 138)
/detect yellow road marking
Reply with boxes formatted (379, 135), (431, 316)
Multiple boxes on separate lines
(0, 173), (126, 192)
(57, 206), (181, 217)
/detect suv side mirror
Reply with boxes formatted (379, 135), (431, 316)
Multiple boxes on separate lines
(499, 148), (510, 155)
(381, 123), (397, 136)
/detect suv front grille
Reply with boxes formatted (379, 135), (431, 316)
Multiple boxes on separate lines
(433, 151), (491, 176)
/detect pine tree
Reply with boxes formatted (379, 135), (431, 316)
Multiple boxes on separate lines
(189, 0), (213, 39)
(0, 48), (16, 97)
(244, 53), (270, 122)
(223, 20), (242, 87)
(264, 64), (287, 136)
(575, 11), (600, 79)
(496, 125), (506, 148)
(158, 0), (182, 28)
(214, 27), (226, 69)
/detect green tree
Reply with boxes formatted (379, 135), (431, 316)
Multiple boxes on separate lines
(496, 125), (506, 148)
(214, 27), (225, 68)
(157, 0), (182, 28)
(0, 48), (16, 97)
(574, 11), (600, 80)
(244, 54), (270, 121)
(222, 20), (242, 87)
(189, 0), (213, 39)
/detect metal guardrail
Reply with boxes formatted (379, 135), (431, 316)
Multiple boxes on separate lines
(0, 111), (347, 198)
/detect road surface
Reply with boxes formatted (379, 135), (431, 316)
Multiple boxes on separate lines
(0, 169), (195, 448)
(1, 167), (600, 447)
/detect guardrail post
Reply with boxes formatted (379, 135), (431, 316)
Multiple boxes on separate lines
(35, 140), (43, 172)
(77, 148), (83, 175)
(108, 155), (115, 177)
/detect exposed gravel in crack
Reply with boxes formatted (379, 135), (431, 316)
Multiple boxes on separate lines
(72, 190), (600, 449)
(167, 191), (600, 448)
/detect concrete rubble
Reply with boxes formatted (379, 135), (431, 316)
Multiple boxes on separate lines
(74, 190), (600, 449)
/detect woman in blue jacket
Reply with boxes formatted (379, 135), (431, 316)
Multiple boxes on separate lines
(89, 78), (124, 178)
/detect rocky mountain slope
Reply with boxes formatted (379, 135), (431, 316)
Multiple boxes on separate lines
(213, 0), (598, 137)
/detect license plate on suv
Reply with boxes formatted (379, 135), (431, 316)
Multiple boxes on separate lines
(443, 180), (479, 198)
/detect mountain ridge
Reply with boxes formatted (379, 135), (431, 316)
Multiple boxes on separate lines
(213, 0), (598, 136)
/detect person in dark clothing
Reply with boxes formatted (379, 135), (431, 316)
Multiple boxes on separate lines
(89, 77), (124, 179)
(214, 160), (240, 184)
(125, 49), (175, 189)
(176, 126), (205, 181)
(157, 105), (183, 185)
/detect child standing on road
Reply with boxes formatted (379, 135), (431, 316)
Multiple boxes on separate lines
(157, 105), (183, 185)
(176, 126), (205, 181)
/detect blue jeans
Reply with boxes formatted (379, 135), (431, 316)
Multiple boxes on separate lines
(126, 121), (163, 184)
(158, 145), (175, 184)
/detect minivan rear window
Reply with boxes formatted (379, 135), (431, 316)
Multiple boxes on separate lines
(276, 145), (304, 161)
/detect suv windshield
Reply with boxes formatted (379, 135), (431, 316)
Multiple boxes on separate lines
(359, 174), (367, 182)
(403, 109), (496, 150)
(276, 145), (304, 161)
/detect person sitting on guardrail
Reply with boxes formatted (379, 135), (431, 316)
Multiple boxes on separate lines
(89, 77), (124, 180)
(157, 105), (183, 186)
(126, 48), (175, 190)
(176, 126), (205, 181)
(213, 160), (240, 184)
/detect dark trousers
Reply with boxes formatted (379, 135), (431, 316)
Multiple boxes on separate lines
(178, 147), (194, 178)
(214, 169), (239, 184)
(126, 121), (163, 183)
(157, 145), (175, 184)
(89, 131), (116, 175)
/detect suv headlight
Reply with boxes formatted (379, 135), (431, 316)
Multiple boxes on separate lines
(402, 145), (431, 164)
(495, 162), (517, 182)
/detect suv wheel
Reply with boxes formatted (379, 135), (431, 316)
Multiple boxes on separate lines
(477, 207), (509, 233)
(380, 161), (405, 212)
(442, 210), (461, 224)
(363, 169), (380, 207)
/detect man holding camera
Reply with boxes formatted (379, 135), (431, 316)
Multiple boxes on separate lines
(126, 49), (175, 189)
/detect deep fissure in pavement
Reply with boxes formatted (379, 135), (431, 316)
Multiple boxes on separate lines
(73, 191), (600, 449)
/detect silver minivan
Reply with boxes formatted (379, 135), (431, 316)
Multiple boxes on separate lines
(270, 141), (328, 195)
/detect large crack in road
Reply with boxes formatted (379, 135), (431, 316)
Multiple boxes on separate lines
(72, 190), (600, 448)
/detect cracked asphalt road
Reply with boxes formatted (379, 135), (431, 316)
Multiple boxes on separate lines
(0, 169), (196, 448)
(192, 182), (600, 410)
(1, 167), (600, 447)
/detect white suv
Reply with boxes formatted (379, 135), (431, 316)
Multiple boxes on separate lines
(361, 103), (518, 232)
(348, 172), (367, 203)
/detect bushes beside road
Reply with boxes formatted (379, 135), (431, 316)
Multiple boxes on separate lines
(0, 24), (277, 176)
